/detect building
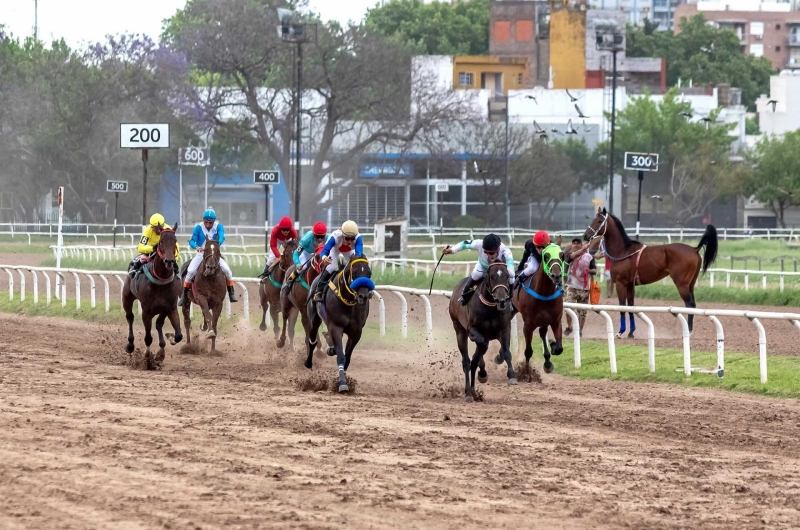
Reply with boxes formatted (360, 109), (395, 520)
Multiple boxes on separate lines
(756, 70), (800, 134)
(675, 0), (800, 71)
(452, 56), (529, 95)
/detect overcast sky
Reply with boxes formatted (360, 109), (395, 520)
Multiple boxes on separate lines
(0, 0), (381, 48)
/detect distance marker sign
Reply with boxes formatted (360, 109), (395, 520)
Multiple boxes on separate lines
(624, 152), (659, 172)
(106, 180), (129, 193)
(254, 170), (281, 185)
(120, 123), (170, 148)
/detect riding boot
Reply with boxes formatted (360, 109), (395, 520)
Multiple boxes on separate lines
(258, 262), (270, 279)
(227, 285), (238, 303)
(177, 284), (191, 306)
(458, 277), (480, 306)
(314, 269), (333, 303)
(281, 270), (298, 295)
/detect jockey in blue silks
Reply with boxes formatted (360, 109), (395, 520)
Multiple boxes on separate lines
(178, 208), (238, 305)
(313, 220), (364, 302)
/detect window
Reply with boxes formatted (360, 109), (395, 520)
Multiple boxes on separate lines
(517, 73), (523, 85)
(494, 21), (510, 43)
(750, 21), (764, 38)
(750, 43), (764, 57)
(776, 46), (781, 52)
(776, 24), (781, 30)
(516, 20), (534, 41)
(458, 72), (474, 87)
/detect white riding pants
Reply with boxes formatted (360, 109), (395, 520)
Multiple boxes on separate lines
(185, 251), (233, 282)
(325, 248), (355, 274)
(520, 256), (540, 277)
(266, 253), (279, 268)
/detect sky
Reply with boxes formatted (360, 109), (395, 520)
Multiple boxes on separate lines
(0, 0), (381, 48)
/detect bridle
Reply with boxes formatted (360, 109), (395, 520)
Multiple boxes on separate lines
(485, 261), (510, 301)
(202, 240), (219, 274)
(586, 213), (609, 241)
(279, 240), (297, 271)
(156, 229), (176, 262)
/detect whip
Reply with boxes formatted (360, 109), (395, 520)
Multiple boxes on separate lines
(429, 247), (449, 295)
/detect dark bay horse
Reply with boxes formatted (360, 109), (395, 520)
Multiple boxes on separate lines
(123, 228), (183, 369)
(511, 243), (565, 374)
(179, 237), (226, 352)
(584, 208), (718, 337)
(449, 260), (516, 402)
(305, 255), (374, 393)
(279, 249), (330, 352)
(259, 239), (298, 341)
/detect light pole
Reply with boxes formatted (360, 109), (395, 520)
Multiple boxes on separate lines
(488, 94), (513, 227)
(277, 9), (315, 226)
(596, 25), (624, 214)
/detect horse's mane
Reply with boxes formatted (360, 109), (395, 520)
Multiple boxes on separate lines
(609, 213), (640, 247)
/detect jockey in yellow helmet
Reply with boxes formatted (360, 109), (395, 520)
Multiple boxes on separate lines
(128, 213), (180, 277)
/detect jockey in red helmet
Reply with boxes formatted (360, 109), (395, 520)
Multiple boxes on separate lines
(516, 230), (551, 286)
(281, 222), (329, 294)
(259, 216), (298, 278)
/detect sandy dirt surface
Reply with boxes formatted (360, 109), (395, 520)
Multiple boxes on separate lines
(3, 313), (800, 529)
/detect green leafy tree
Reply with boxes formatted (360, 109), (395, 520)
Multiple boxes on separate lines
(552, 138), (607, 191)
(626, 14), (775, 109)
(747, 131), (800, 228)
(364, 0), (490, 56)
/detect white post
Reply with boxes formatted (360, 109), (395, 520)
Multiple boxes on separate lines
(85, 274), (96, 309)
(751, 317), (767, 384)
(709, 272), (714, 288)
(744, 274), (749, 291)
(236, 281), (249, 321)
(597, 310), (616, 373)
(392, 291), (407, 339)
(510, 315), (519, 355)
(708, 315), (724, 377)
(726, 272), (730, 288)
(3, 268), (13, 300)
(72, 272), (81, 309)
(100, 275), (110, 312)
(56, 187), (64, 298)
(114, 275), (125, 305)
(43, 272), (51, 306)
(17, 269), (25, 302)
(30, 269), (39, 304)
(762, 275), (767, 289)
(675, 313), (691, 376)
(419, 294), (433, 346)
(780, 275), (785, 292)
(564, 308), (581, 368)
(638, 312), (656, 373)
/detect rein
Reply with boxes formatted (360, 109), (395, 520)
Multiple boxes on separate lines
(329, 258), (371, 306)
(587, 213), (609, 241)
(149, 230), (176, 284)
(600, 239), (646, 262)
(478, 262), (510, 307)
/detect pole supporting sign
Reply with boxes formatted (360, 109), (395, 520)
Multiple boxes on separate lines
(624, 152), (659, 172)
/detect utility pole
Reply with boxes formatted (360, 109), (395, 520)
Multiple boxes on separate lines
(596, 24), (624, 214)
(34, 0), (38, 40)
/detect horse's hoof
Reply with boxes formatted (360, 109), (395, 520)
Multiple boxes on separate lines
(338, 384), (349, 393)
(627, 332), (635, 339)
(277, 339), (285, 349)
(616, 332), (625, 339)
(327, 347), (336, 357)
(206, 331), (216, 339)
(552, 346), (563, 357)
(173, 333), (183, 345)
(303, 358), (313, 370)
(508, 378), (519, 386)
(125, 343), (134, 354)
(464, 395), (474, 403)
(200, 323), (207, 332)
(478, 373), (488, 384)
(493, 354), (503, 365)
(543, 362), (554, 374)
(259, 323), (267, 332)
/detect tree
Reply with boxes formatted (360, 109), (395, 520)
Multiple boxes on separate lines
(626, 14), (775, 109)
(364, 0), (490, 56)
(747, 131), (800, 228)
(613, 88), (741, 223)
(163, 0), (472, 223)
(552, 138), (606, 192)
(510, 139), (578, 225)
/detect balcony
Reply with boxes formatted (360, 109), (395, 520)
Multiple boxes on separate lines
(787, 56), (800, 69)
(789, 34), (800, 47)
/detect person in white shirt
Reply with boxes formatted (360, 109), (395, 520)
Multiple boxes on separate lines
(444, 233), (515, 305)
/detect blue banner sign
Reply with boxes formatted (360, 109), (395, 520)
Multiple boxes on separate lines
(360, 163), (413, 178)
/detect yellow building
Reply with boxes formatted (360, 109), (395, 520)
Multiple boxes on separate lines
(548, 0), (587, 90)
(452, 56), (529, 96)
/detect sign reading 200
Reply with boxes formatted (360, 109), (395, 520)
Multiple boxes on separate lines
(120, 123), (170, 149)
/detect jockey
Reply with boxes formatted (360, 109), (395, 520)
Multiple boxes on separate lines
(313, 220), (363, 302)
(128, 213), (180, 277)
(516, 230), (550, 286)
(178, 208), (238, 305)
(444, 233), (515, 306)
(258, 216), (298, 278)
(281, 222), (328, 295)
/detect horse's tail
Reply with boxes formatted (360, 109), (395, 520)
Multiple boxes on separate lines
(695, 224), (718, 274)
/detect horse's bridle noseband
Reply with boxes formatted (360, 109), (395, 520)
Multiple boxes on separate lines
(587, 213), (609, 241)
(486, 262), (510, 300)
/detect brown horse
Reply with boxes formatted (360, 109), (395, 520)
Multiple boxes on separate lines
(511, 243), (565, 374)
(123, 229), (183, 369)
(279, 251), (331, 352)
(179, 237), (226, 352)
(584, 208), (718, 337)
(259, 239), (298, 341)
(449, 260), (516, 402)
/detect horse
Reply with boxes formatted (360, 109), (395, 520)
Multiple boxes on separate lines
(584, 207), (718, 337)
(448, 260), (516, 402)
(122, 228), (183, 369)
(258, 239), (298, 341)
(179, 237), (226, 352)
(511, 243), (565, 374)
(279, 250), (331, 352)
(304, 254), (375, 393)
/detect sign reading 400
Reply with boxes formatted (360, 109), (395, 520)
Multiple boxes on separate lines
(624, 152), (659, 172)
(120, 123), (170, 149)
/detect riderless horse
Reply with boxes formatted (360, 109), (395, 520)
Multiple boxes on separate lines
(259, 239), (298, 341)
(179, 237), (226, 352)
(449, 259), (516, 402)
(305, 254), (374, 393)
(511, 243), (565, 374)
(584, 207), (718, 337)
(123, 228), (183, 368)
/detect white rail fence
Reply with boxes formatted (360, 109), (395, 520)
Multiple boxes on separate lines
(3, 264), (800, 385)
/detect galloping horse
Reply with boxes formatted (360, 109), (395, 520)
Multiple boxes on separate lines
(449, 260), (516, 402)
(584, 208), (718, 336)
(305, 254), (374, 393)
(179, 237), (226, 352)
(259, 239), (298, 340)
(279, 248), (330, 351)
(511, 243), (565, 374)
(123, 228), (183, 368)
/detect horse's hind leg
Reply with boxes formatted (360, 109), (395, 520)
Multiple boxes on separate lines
(277, 309), (289, 349)
(123, 294), (135, 354)
(167, 308), (183, 346)
(540, 326), (553, 374)
(210, 302), (223, 352)
(550, 317), (564, 357)
(522, 321), (535, 364)
(288, 307), (299, 349)
(142, 312), (155, 369)
(477, 355), (488, 384)
(615, 282), (629, 338)
(673, 263), (700, 333)
(626, 286), (636, 338)
(154, 313), (168, 366)
(470, 342), (489, 398)
(182, 303), (192, 345)
(304, 303), (323, 369)
(259, 287), (268, 332)
(270, 297), (281, 341)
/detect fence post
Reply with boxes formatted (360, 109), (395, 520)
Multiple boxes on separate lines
(726, 272), (731, 288)
(762, 275), (767, 290)
(3, 268), (13, 301)
(510, 315), (519, 355)
(418, 294), (433, 346)
(708, 315), (725, 378)
(17, 269), (25, 302)
(236, 282), (249, 322)
(744, 274), (749, 291)
(72, 272), (81, 309)
(84, 274), (96, 309)
(638, 312), (656, 373)
(674, 313), (691, 376)
(750, 317), (767, 384)
(100, 275), (110, 312)
(30, 269), (39, 304)
(392, 291), (408, 339)
(709, 272), (714, 288)
(59, 273), (67, 308)
(564, 308), (581, 368)
(780, 275), (785, 293)
(373, 291), (385, 337)
(596, 310), (616, 373)
(43, 272), (52, 306)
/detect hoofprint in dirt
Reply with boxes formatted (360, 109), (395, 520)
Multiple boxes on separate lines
(2, 314), (800, 529)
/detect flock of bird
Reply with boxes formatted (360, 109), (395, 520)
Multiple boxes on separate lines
(525, 89), (595, 144)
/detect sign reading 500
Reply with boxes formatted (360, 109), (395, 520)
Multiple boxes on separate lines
(120, 123), (170, 149)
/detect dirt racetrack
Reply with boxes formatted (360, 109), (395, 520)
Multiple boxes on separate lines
(3, 313), (800, 529)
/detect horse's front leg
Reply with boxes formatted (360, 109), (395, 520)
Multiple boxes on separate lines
(455, 327), (473, 401)
(550, 316), (564, 356)
(123, 294), (135, 354)
(258, 286), (268, 332)
(288, 307), (299, 349)
(167, 307), (183, 345)
(470, 342), (489, 398)
(499, 327), (517, 385)
(277, 304), (289, 349)
(209, 301), (223, 352)
(304, 301), (323, 370)
(199, 297), (214, 339)
(342, 329), (362, 372)
(615, 282), (629, 338)
(626, 286), (636, 339)
(270, 295), (281, 341)
(540, 326), (553, 374)
(181, 302), (192, 345)
(329, 326), (349, 393)
(154, 313), (168, 365)
(142, 311), (155, 369)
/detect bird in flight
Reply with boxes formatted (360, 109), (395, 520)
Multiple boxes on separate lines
(566, 89), (580, 102)
(575, 104), (587, 118)
(533, 121), (548, 144)
(700, 116), (713, 130)
(473, 161), (487, 173)
(582, 120), (595, 133)
(678, 111), (693, 119)
(525, 95), (538, 104)
(566, 119), (579, 135)
(767, 99), (778, 112)
(550, 126), (564, 135)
